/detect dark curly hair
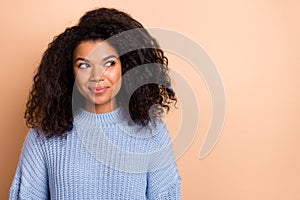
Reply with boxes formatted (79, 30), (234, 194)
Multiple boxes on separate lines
(25, 7), (177, 138)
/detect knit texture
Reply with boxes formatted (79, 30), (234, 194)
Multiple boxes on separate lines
(9, 108), (181, 199)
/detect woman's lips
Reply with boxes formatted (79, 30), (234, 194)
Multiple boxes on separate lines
(89, 86), (109, 94)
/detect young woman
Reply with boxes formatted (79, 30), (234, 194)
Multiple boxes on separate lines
(10, 7), (181, 199)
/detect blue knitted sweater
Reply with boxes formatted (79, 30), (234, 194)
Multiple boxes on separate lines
(9, 107), (182, 199)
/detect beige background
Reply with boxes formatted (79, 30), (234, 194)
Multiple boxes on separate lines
(1, 0), (299, 199)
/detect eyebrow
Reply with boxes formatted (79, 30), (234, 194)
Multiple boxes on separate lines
(74, 55), (118, 63)
(74, 58), (90, 63)
(102, 55), (118, 61)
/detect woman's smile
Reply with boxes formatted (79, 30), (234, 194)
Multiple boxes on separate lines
(89, 86), (109, 95)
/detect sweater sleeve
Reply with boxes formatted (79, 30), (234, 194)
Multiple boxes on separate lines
(146, 124), (182, 200)
(9, 129), (49, 200)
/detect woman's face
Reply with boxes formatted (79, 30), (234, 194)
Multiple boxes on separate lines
(73, 40), (122, 113)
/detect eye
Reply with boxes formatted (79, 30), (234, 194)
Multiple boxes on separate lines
(78, 63), (91, 69)
(104, 60), (116, 67)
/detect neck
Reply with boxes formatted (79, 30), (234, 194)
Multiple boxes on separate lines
(84, 101), (117, 114)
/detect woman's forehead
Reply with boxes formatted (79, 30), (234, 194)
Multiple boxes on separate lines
(73, 40), (119, 61)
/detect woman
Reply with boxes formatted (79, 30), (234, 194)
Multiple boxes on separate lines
(10, 7), (181, 199)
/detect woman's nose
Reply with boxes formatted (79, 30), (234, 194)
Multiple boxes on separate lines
(90, 65), (105, 82)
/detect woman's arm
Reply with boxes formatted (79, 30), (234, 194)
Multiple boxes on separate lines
(9, 129), (49, 199)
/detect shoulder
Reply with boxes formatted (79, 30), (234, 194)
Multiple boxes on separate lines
(23, 128), (70, 152)
(120, 119), (172, 148)
(19, 129), (50, 158)
(147, 120), (172, 149)
(23, 128), (45, 148)
(25, 128), (57, 144)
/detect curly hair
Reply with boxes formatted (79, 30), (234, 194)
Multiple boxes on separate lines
(25, 7), (177, 138)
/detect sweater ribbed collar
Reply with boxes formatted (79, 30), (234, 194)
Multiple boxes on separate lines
(73, 107), (127, 128)
(72, 107), (165, 138)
